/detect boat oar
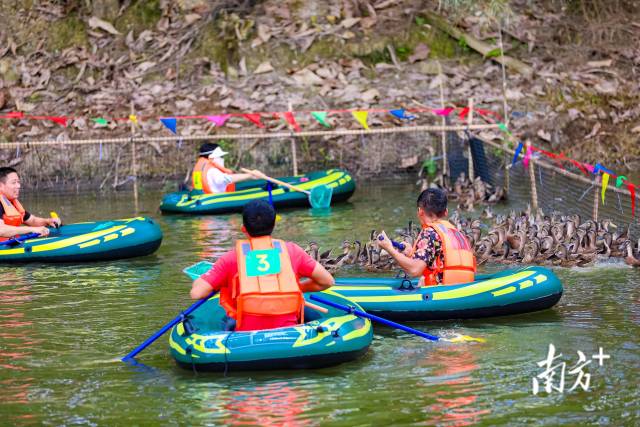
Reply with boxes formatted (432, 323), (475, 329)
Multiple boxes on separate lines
(240, 168), (333, 209)
(0, 232), (41, 247)
(309, 294), (485, 343)
(121, 290), (218, 362)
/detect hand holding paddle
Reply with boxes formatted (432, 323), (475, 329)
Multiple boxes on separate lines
(240, 168), (333, 209)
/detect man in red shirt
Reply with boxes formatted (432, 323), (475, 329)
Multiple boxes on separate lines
(190, 200), (335, 331)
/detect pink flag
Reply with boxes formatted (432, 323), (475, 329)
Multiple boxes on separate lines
(523, 144), (532, 168)
(206, 114), (231, 127)
(433, 107), (454, 116)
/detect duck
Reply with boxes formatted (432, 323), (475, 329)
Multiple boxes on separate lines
(624, 240), (640, 267)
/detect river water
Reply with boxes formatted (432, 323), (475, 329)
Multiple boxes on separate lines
(1, 181), (638, 426)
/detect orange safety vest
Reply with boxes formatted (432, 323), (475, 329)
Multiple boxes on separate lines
(0, 196), (26, 242)
(415, 219), (476, 286)
(219, 236), (304, 330)
(192, 158), (236, 193)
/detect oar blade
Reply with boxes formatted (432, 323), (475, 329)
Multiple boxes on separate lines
(309, 185), (333, 209)
(183, 261), (213, 280)
(444, 334), (486, 343)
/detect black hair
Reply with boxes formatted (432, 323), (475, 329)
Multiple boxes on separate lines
(198, 142), (219, 158)
(417, 188), (448, 217)
(0, 167), (18, 183)
(242, 200), (276, 237)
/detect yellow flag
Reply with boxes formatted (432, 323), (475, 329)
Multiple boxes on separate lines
(129, 114), (138, 125)
(601, 173), (609, 204)
(352, 110), (369, 130)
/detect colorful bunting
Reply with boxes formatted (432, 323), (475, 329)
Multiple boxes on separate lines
(523, 144), (532, 168)
(583, 163), (595, 174)
(389, 109), (416, 120)
(2, 111), (25, 119)
(206, 114), (230, 127)
(311, 111), (330, 128)
(93, 118), (108, 126)
(129, 114), (138, 125)
(281, 112), (301, 132)
(433, 107), (454, 116)
(352, 110), (369, 130)
(160, 117), (177, 134)
(601, 173), (609, 204)
(47, 116), (68, 127)
(616, 176), (627, 188)
(512, 142), (524, 166)
(243, 113), (265, 128)
(458, 107), (470, 121)
(498, 122), (510, 135)
(629, 184), (636, 217)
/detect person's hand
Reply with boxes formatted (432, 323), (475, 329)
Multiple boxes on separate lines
(377, 230), (393, 252)
(47, 217), (61, 228)
(251, 169), (267, 180)
(31, 226), (50, 237)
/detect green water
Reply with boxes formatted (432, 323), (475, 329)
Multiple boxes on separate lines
(1, 182), (639, 426)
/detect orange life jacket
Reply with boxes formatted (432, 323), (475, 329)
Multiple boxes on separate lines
(192, 157), (236, 193)
(219, 236), (304, 330)
(415, 219), (476, 286)
(0, 196), (26, 242)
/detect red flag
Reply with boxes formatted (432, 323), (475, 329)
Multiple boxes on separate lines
(458, 107), (470, 120)
(629, 183), (636, 218)
(47, 116), (68, 127)
(243, 113), (265, 128)
(2, 111), (24, 119)
(282, 111), (301, 132)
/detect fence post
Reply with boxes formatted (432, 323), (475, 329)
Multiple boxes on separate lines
(467, 98), (475, 181)
(130, 101), (139, 211)
(527, 140), (538, 211)
(289, 102), (298, 176)
(593, 175), (600, 222)
(438, 62), (448, 178)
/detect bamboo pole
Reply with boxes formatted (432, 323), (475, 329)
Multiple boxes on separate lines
(498, 23), (511, 194)
(288, 102), (298, 176)
(130, 101), (139, 211)
(593, 175), (600, 222)
(467, 98), (475, 181)
(527, 140), (539, 211)
(437, 62), (448, 178)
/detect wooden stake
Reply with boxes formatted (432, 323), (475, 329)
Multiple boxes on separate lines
(593, 175), (600, 222)
(437, 62), (448, 178)
(467, 98), (474, 181)
(130, 101), (139, 211)
(527, 140), (539, 211)
(288, 102), (298, 176)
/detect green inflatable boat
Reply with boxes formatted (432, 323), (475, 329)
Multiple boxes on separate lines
(160, 169), (355, 214)
(169, 292), (372, 372)
(331, 266), (562, 321)
(0, 217), (162, 263)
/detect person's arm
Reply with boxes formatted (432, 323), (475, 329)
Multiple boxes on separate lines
(228, 173), (254, 183)
(23, 214), (60, 228)
(190, 277), (215, 299)
(299, 262), (335, 292)
(378, 231), (427, 278)
(0, 219), (49, 238)
(190, 252), (233, 299)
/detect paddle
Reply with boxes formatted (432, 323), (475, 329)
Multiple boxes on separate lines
(0, 232), (41, 247)
(309, 294), (485, 343)
(121, 290), (218, 362)
(240, 168), (333, 209)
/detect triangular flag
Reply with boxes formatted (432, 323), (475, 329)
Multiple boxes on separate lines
(129, 114), (138, 125)
(433, 107), (454, 116)
(616, 175), (627, 188)
(601, 173), (609, 204)
(583, 163), (595, 174)
(47, 116), (68, 127)
(512, 142), (524, 166)
(93, 118), (108, 126)
(160, 117), (177, 134)
(389, 109), (416, 120)
(352, 110), (369, 130)
(458, 107), (470, 120)
(523, 144), (532, 168)
(629, 184), (636, 218)
(281, 112), (301, 132)
(498, 122), (511, 134)
(243, 113), (265, 128)
(311, 111), (330, 128)
(206, 114), (230, 127)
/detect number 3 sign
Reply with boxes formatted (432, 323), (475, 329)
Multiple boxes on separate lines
(245, 249), (281, 277)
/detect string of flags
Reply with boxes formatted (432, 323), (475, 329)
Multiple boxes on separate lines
(0, 105), (502, 134)
(509, 139), (636, 218)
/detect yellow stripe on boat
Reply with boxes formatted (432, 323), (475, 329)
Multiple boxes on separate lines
(519, 280), (534, 289)
(30, 226), (126, 253)
(78, 239), (101, 249)
(348, 294), (424, 303)
(332, 286), (394, 291)
(103, 233), (119, 242)
(120, 227), (135, 237)
(431, 270), (535, 301)
(492, 286), (516, 296)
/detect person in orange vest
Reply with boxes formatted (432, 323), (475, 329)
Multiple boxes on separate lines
(192, 142), (254, 194)
(378, 188), (476, 286)
(0, 167), (61, 240)
(190, 200), (335, 331)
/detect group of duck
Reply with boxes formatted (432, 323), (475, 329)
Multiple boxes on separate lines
(418, 172), (506, 212)
(305, 209), (640, 272)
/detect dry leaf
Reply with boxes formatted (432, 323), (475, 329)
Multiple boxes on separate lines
(409, 43), (430, 63)
(361, 88), (380, 102)
(586, 59), (612, 68)
(257, 24), (272, 42)
(631, 125), (640, 133)
(184, 14), (201, 25)
(292, 69), (324, 86)
(537, 129), (551, 142)
(254, 61), (274, 74)
(594, 79), (618, 95)
(88, 16), (120, 35)
(585, 122), (601, 139)
(341, 18), (361, 29)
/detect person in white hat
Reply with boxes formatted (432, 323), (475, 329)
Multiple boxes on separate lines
(192, 143), (254, 194)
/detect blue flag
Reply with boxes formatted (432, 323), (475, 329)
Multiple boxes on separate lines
(160, 117), (177, 134)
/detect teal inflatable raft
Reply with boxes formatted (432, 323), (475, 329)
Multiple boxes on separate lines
(331, 266), (562, 320)
(160, 169), (355, 214)
(169, 292), (372, 372)
(0, 217), (162, 263)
